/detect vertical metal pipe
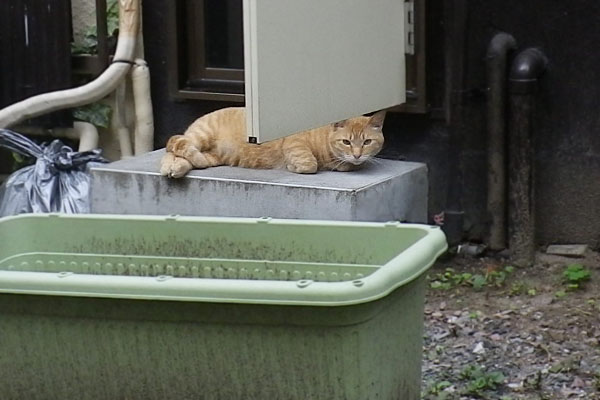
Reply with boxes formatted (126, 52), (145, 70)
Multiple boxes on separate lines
(508, 48), (548, 266)
(508, 93), (535, 264)
(486, 33), (517, 251)
(442, 0), (469, 246)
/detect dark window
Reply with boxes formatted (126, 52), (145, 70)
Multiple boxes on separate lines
(168, 0), (245, 102)
(204, 1), (244, 69)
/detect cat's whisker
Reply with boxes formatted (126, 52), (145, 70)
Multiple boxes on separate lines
(332, 159), (346, 170)
(366, 157), (382, 165)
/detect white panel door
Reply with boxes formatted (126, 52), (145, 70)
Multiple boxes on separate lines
(243, 0), (406, 143)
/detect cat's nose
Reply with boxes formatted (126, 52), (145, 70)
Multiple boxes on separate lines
(353, 154), (361, 159)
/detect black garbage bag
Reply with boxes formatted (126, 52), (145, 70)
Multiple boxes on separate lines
(0, 129), (107, 216)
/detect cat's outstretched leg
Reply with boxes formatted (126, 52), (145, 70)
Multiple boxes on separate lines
(283, 144), (318, 174)
(166, 134), (222, 170)
(160, 152), (193, 178)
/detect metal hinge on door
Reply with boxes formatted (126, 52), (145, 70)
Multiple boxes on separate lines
(404, 1), (415, 55)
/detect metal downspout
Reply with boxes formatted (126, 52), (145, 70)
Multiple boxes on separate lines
(442, 0), (469, 246)
(486, 33), (517, 251)
(508, 48), (548, 266)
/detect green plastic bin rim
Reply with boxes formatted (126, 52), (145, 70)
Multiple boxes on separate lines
(0, 214), (447, 306)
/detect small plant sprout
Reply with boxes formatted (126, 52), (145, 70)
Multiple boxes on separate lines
(555, 290), (567, 298)
(562, 263), (591, 291)
(459, 365), (506, 396)
(428, 265), (516, 291)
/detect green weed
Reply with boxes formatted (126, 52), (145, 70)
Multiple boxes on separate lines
(72, 102), (113, 129)
(459, 365), (506, 396)
(71, 0), (119, 55)
(422, 379), (454, 399)
(509, 281), (537, 296)
(548, 356), (580, 374)
(562, 264), (591, 291)
(429, 266), (515, 291)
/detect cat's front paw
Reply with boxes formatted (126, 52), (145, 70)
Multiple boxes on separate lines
(286, 162), (318, 174)
(160, 153), (193, 178)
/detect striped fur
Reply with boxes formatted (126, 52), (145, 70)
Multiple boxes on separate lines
(160, 107), (385, 178)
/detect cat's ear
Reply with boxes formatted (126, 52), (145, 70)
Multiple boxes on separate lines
(368, 111), (387, 130)
(332, 120), (347, 130)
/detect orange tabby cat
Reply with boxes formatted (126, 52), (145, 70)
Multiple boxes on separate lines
(160, 107), (385, 178)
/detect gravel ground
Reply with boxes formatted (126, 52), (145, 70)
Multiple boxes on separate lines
(421, 250), (600, 399)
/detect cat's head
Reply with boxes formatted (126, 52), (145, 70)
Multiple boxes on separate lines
(329, 111), (385, 166)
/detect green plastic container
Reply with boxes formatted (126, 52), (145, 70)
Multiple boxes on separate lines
(0, 213), (446, 400)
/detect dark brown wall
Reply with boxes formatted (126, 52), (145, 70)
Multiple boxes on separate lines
(0, 0), (73, 128)
(0, 0), (73, 173)
(143, 0), (600, 248)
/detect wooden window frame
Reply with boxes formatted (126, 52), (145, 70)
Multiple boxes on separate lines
(71, 0), (110, 77)
(391, 0), (427, 114)
(167, 0), (245, 102)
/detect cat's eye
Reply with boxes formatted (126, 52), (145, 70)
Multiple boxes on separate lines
(342, 139), (351, 145)
(363, 139), (372, 145)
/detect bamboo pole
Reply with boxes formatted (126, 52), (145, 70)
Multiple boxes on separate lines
(131, 59), (154, 155)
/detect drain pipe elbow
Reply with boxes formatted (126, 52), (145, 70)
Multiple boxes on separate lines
(71, 122), (100, 152)
(54, 122), (100, 152)
(509, 48), (549, 94)
(487, 32), (517, 61)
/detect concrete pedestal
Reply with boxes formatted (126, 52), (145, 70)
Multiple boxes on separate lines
(90, 150), (428, 223)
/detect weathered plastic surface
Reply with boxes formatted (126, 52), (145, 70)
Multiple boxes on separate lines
(0, 214), (447, 400)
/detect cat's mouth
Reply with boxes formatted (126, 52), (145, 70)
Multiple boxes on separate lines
(343, 155), (369, 165)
